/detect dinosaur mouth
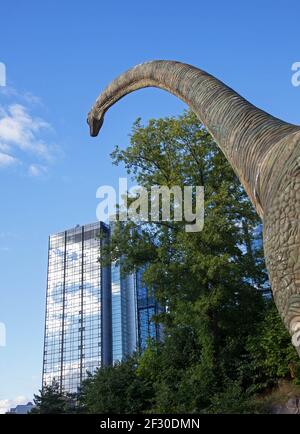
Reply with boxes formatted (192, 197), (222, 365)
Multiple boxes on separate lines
(87, 112), (104, 137)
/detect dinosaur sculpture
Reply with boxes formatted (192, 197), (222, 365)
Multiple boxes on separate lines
(87, 60), (300, 355)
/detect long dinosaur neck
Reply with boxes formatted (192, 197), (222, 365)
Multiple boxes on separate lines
(89, 60), (299, 217)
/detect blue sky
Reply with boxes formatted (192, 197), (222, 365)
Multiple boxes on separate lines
(0, 0), (299, 412)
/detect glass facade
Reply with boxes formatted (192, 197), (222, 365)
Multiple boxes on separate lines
(43, 222), (162, 393)
(111, 262), (123, 362)
(42, 222), (111, 393)
(112, 264), (137, 363)
(135, 269), (163, 351)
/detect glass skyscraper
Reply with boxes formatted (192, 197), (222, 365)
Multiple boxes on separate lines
(42, 222), (162, 393)
(42, 222), (111, 393)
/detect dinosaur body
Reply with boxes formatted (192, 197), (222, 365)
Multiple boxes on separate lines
(87, 60), (300, 354)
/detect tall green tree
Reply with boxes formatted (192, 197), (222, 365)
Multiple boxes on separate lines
(34, 111), (300, 414)
(98, 110), (299, 412)
(80, 355), (153, 414)
(31, 380), (76, 414)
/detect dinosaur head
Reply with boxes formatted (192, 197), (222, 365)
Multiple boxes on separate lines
(87, 111), (104, 137)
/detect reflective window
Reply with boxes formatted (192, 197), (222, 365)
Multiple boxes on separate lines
(43, 223), (105, 393)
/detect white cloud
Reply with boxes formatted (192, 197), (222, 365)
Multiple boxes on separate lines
(28, 163), (47, 177)
(0, 142), (10, 152)
(0, 86), (42, 106)
(0, 104), (51, 159)
(0, 152), (19, 167)
(22, 92), (42, 106)
(0, 96), (59, 174)
(0, 396), (31, 414)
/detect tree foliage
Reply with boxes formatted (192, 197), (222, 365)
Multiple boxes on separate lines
(79, 355), (152, 414)
(34, 111), (300, 413)
(31, 380), (76, 414)
(99, 111), (299, 413)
